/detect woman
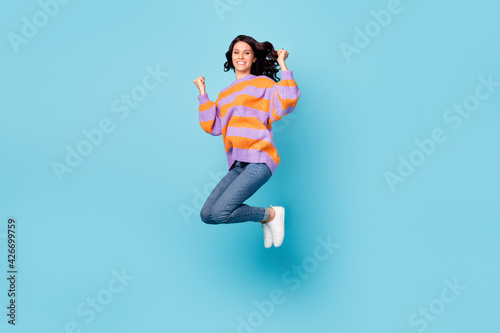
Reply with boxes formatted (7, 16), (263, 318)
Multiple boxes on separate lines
(193, 34), (301, 248)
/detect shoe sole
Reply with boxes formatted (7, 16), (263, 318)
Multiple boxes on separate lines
(262, 223), (272, 248)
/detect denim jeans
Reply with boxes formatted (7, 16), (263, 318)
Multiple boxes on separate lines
(200, 160), (272, 224)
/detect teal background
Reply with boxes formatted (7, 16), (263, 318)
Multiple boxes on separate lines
(1, 0), (499, 332)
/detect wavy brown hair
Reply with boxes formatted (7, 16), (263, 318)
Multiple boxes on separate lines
(223, 35), (280, 82)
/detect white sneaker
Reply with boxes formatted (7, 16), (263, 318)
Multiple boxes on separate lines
(267, 205), (285, 247)
(261, 222), (273, 248)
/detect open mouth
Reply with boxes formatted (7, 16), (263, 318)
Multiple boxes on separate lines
(236, 61), (246, 65)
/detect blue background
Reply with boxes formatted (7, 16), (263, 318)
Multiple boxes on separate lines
(1, 0), (499, 332)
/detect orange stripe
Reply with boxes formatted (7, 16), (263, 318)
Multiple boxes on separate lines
(224, 136), (279, 165)
(221, 116), (266, 138)
(220, 94), (269, 118)
(200, 120), (215, 133)
(278, 78), (298, 88)
(199, 100), (216, 112)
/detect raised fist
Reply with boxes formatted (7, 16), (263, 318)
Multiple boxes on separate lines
(277, 49), (289, 62)
(193, 76), (206, 95)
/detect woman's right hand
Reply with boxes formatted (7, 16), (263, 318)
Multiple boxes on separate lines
(193, 76), (206, 95)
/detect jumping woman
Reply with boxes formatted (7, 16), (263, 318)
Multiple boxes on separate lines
(193, 34), (301, 248)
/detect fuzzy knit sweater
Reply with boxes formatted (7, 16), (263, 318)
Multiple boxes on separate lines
(198, 70), (301, 175)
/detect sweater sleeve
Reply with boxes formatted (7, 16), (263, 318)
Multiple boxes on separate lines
(198, 93), (222, 136)
(268, 70), (301, 124)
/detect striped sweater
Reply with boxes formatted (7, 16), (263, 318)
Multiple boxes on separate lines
(198, 70), (301, 175)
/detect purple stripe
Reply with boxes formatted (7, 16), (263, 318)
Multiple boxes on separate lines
(283, 106), (296, 115)
(277, 85), (301, 101)
(281, 70), (293, 81)
(198, 93), (210, 104)
(199, 108), (216, 122)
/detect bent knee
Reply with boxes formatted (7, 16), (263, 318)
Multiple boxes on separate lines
(210, 208), (230, 224)
(200, 210), (218, 225)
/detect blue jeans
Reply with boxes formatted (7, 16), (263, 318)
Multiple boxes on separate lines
(200, 160), (272, 224)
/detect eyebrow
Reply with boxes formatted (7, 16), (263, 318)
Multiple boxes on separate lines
(233, 49), (251, 51)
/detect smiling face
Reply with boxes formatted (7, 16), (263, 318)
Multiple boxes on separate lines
(232, 41), (257, 75)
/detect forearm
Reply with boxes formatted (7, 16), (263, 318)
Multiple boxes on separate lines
(278, 61), (288, 71)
